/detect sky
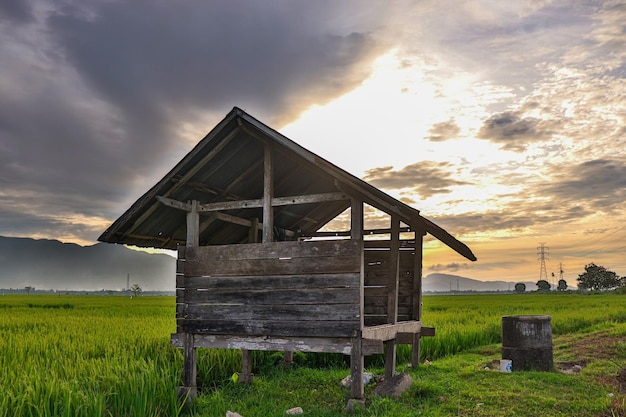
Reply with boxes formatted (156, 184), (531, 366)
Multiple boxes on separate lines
(1, 0), (625, 286)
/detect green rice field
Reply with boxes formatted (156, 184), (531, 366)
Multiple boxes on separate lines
(1, 292), (625, 416)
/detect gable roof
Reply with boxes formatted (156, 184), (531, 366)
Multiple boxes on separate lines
(98, 107), (476, 261)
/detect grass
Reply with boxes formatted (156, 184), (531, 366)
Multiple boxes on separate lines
(1, 292), (626, 416)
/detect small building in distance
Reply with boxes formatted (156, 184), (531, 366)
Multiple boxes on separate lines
(98, 107), (476, 405)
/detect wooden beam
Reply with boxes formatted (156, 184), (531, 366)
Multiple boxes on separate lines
(157, 196), (192, 211)
(361, 321), (422, 341)
(386, 218), (400, 378)
(312, 226), (414, 238)
(411, 224), (426, 367)
(387, 217), (401, 324)
(412, 227), (425, 321)
(123, 127), (240, 239)
(350, 331), (364, 401)
(351, 199), (363, 240)
(171, 333), (387, 355)
(263, 143), (273, 243)
(194, 192), (351, 212)
(168, 127), (240, 196)
(186, 200), (200, 247)
(248, 217), (259, 244)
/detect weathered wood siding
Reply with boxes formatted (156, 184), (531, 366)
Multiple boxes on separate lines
(364, 243), (416, 326)
(176, 240), (363, 338)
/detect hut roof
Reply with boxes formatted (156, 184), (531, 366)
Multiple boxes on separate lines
(98, 107), (476, 261)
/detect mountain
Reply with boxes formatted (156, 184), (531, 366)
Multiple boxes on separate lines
(0, 236), (538, 293)
(423, 273), (537, 293)
(0, 236), (175, 291)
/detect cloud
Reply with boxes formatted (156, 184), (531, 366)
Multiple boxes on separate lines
(425, 119), (461, 142)
(477, 111), (549, 151)
(427, 262), (472, 272)
(363, 162), (469, 198)
(47, 1), (383, 127)
(0, 0), (35, 23)
(541, 159), (626, 211)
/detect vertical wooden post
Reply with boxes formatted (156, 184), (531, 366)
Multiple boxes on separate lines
(181, 332), (197, 397)
(240, 217), (259, 383)
(239, 348), (253, 383)
(248, 217), (259, 244)
(262, 143), (274, 243)
(349, 331), (365, 405)
(180, 200), (199, 399)
(384, 217), (400, 379)
(186, 200), (200, 248)
(411, 225), (425, 368)
(351, 199), (363, 240)
(347, 200), (366, 411)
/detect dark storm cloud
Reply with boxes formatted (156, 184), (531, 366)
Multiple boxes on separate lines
(0, 0), (35, 23)
(425, 119), (460, 142)
(0, 0), (385, 242)
(477, 111), (549, 151)
(363, 161), (469, 198)
(47, 1), (380, 126)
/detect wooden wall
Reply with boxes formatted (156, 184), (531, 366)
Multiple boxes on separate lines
(363, 242), (417, 326)
(176, 240), (363, 338)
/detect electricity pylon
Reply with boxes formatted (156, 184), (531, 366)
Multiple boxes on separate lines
(537, 243), (549, 282)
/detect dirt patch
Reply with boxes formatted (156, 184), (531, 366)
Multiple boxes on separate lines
(556, 330), (623, 364)
(548, 330), (626, 417)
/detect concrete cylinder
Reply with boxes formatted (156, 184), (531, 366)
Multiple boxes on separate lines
(501, 315), (553, 371)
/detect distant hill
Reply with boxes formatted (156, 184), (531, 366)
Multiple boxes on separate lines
(424, 273), (537, 293)
(0, 236), (539, 293)
(0, 236), (175, 291)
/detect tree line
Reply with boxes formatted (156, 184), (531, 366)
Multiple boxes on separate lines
(515, 263), (623, 293)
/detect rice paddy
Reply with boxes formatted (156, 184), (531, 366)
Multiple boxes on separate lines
(1, 292), (624, 416)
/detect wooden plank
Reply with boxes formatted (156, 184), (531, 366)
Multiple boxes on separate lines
(181, 273), (359, 291)
(364, 305), (411, 316)
(185, 240), (361, 262)
(396, 327), (436, 344)
(364, 315), (412, 326)
(362, 321), (422, 341)
(171, 333), (356, 354)
(176, 303), (184, 318)
(182, 287), (360, 305)
(178, 318), (359, 338)
(195, 192), (350, 212)
(183, 255), (360, 276)
(182, 303), (360, 322)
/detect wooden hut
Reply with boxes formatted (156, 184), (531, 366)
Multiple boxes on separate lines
(98, 107), (476, 405)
